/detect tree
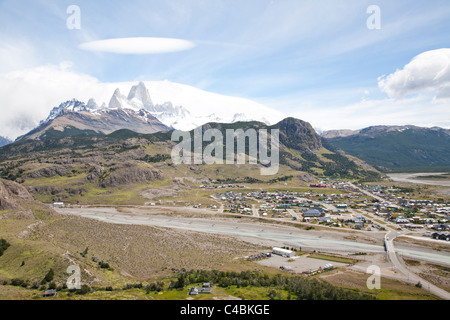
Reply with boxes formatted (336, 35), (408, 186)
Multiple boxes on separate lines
(41, 268), (54, 284)
(77, 284), (90, 295)
(0, 239), (10, 257)
(80, 247), (89, 258)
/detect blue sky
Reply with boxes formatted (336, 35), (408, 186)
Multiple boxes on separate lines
(0, 0), (449, 138)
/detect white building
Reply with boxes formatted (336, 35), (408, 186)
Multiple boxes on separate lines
(272, 247), (295, 258)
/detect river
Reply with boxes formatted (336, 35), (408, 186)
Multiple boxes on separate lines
(387, 172), (450, 187)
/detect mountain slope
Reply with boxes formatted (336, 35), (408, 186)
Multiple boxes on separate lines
(0, 136), (11, 147)
(0, 117), (380, 205)
(323, 125), (450, 171)
(18, 99), (170, 141)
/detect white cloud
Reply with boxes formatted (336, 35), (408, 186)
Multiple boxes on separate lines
(79, 37), (195, 54)
(378, 48), (450, 101)
(294, 94), (450, 132)
(0, 64), (104, 139)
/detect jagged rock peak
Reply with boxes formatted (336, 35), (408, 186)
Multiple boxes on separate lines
(128, 81), (154, 108)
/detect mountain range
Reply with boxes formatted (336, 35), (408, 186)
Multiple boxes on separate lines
(322, 125), (450, 171)
(17, 81), (285, 142)
(5, 81), (450, 174)
(0, 117), (381, 204)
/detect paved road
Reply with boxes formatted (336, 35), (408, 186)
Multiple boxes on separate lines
(251, 204), (260, 218)
(348, 182), (401, 209)
(348, 182), (450, 300)
(385, 230), (450, 300)
(287, 209), (300, 221)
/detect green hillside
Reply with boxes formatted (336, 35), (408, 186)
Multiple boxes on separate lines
(325, 127), (450, 172)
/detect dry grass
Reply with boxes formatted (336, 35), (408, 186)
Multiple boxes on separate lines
(16, 214), (264, 285)
(320, 270), (439, 300)
(403, 258), (450, 292)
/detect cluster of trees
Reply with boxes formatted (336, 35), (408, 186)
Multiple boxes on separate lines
(279, 151), (316, 174)
(169, 269), (374, 300)
(0, 239), (10, 257)
(117, 281), (164, 293)
(145, 281), (165, 293)
(98, 261), (113, 270)
(110, 144), (140, 154)
(139, 153), (171, 163)
(268, 175), (293, 184)
(41, 269), (54, 285)
(321, 153), (360, 178)
(3, 268), (58, 292)
(0, 163), (24, 181)
(215, 177), (263, 184)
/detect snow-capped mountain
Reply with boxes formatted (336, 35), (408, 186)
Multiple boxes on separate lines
(20, 96), (170, 140)
(41, 99), (100, 125)
(98, 81), (285, 131)
(20, 81), (285, 141)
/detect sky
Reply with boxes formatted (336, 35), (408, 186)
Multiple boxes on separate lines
(0, 0), (449, 139)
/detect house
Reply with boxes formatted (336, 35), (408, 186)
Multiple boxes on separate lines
(319, 216), (332, 223)
(432, 224), (450, 231)
(43, 289), (56, 297)
(432, 232), (450, 241)
(355, 221), (364, 230)
(302, 208), (325, 218)
(189, 287), (199, 295)
(189, 282), (214, 295)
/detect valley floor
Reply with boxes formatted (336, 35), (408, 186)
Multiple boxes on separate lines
(53, 204), (450, 299)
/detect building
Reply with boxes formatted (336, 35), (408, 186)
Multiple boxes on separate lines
(189, 282), (213, 295)
(302, 208), (325, 218)
(272, 247), (295, 258)
(355, 221), (364, 230)
(43, 289), (56, 297)
(432, 233), (450, 241)
(396, 218), (409, 224)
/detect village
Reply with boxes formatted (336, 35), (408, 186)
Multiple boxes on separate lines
(209, 179), (450, 241)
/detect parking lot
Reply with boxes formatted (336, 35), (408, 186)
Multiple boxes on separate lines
(255, 254), (348, 274)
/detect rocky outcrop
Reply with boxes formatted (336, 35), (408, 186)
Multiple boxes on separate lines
(0, 179), (33, 210)
(0, 179), (35, 219)
(277, 117), (322, 152)
(100, 163), (163, 188)
(25, 165), (68, 178)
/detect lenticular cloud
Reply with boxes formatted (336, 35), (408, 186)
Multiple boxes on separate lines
(378, 48), (450, 100)
(79, 37), (195, 54)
